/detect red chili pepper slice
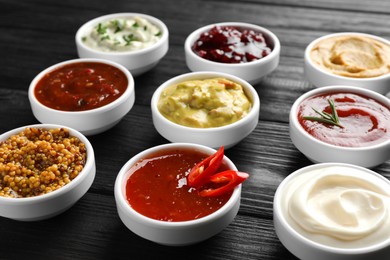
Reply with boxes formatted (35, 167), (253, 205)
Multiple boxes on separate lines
(187, 146), (224, 188)
(199, 170), (249, 197)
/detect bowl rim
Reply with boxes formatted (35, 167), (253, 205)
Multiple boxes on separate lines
(151, 71), (260, 132)
(114, 142), (241, 227)
(184, 21), (281, 68)
(305, 32), (390, 81)
(28, 58), (135, 115)
(75, 12), (169, 56)
(0, 123), (95, 204)
(290, 85), (390, 151)
(274, 162), (390, 254)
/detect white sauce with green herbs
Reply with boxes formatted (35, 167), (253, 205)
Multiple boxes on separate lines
(82, 16), (162, 52)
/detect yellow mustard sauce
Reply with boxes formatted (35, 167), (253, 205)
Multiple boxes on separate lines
(158, 78), (252, 128)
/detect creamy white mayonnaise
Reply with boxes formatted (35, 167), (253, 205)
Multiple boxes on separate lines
(82, 16), (162, 52)
(280, 165), (390, 248)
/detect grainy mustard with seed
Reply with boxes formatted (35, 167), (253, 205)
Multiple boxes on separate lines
(0, 127), (87, 198)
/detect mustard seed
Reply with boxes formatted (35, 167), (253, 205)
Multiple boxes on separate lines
(0, 127), (87, 198)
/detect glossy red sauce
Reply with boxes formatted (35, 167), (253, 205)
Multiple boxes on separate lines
(298, 92), (390, 147)
(192, 26), (272, 63)
(125, 148), (233, 222)
(34, 62), (128, 111)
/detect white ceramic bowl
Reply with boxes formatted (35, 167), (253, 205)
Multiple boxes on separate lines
(114, 143), (241, 246)
(185, 22), (280, 85)
(76, 13), (169, 77)
(28, 58), (135, 136)
(289, 85), (390, 168)
(0, 124), (95, 221)
(274, 163), (390, 260)
(151, 71), (260, 149)
(304, 32), (390, 95)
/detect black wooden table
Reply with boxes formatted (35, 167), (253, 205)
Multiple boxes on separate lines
(1, 0), (389, 259)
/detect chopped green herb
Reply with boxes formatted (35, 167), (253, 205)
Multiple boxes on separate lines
(110, 20), (118, 26)
(111, 20), (123, 33)
(144, 25), (147, 31)
(155, 31), (162, 37)
(100, 35), (110, 41)
(133, 22), (139, 28)
(82, 36), (87, 42)
(123, 34), (135, 45)
(96, 23), (107, 35)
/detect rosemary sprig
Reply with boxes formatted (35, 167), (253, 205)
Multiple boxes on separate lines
(302, 99), (343, 128)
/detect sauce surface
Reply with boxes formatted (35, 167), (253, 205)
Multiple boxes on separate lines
(310, 35), (390, 78)
(158, 78), (252, 128)
(192, 25), (272, 63)
(298, 92), (390, 147)
(280, 165), (390, 249)
(35, 62), (128, 111)
(82, 16), (162, 52)
(125, 148), (232, 222)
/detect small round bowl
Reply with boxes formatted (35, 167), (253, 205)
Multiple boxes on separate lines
(304, 32), (390, 95)
(184, 22), (280, 85)
(274, 163), (390, 260)
(28, 58), (135, 136)
(76, 13), (169, 77)
(289, 85), (390, 168)
(0, 124), (95, 221)
(151, 71), (260, 149)
(114, 143), (241, 246)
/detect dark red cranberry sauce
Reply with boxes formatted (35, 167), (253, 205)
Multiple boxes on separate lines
(191, 25), (272, 64)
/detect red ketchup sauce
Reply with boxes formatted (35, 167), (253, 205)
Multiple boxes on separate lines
(125, 148), (233, 222)
(34, 62), (128, 111)
(298, 92), (390, 147)
(192, 25), (272, 63)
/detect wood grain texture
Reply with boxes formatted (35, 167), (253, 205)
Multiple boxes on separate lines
(0, 0), (389, 259)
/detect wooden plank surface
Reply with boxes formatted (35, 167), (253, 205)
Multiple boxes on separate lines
(0, 0), (389, 259)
